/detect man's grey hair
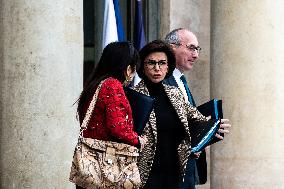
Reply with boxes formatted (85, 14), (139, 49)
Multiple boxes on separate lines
(164, 28), (186, 45)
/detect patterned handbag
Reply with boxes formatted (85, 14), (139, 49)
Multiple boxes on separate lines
(69, 80), (141, 189)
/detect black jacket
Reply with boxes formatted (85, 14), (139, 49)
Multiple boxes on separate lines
(163, 75), (207, 185)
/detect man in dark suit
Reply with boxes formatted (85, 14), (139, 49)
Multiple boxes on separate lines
(164, 28), (206, 189)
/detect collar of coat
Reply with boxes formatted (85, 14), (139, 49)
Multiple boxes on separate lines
(133, 80), (191, 141)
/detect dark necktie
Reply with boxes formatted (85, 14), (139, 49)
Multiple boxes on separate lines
(180, 75), (195, 106)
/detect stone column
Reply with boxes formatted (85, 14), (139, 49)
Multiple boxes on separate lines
(0, 0), (83, 188)
(211, 1), (284, 188)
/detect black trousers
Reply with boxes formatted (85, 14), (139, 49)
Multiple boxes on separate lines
(179, 158), (196, 189)
(76, 186), (85, 189)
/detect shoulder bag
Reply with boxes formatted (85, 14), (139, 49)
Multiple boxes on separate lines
(69, 79), (141, 189)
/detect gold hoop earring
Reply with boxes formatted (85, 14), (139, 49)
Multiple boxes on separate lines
(123, 75), (133, 86)
(128, 75), (133, 82)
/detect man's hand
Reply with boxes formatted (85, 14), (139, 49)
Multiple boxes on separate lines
(215, 119), (231, 139)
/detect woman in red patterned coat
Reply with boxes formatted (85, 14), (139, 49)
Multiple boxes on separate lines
(76, 42), (147, 189)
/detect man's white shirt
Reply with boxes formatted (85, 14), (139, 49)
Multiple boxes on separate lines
(173, 68), (189, 103)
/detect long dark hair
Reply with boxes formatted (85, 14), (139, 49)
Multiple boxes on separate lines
(77, 41), (140, 115)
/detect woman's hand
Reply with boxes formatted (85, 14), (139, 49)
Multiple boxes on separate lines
(138, 135), (148, 150)
(194, 152), (202, 159)
(189, 151), (202, 159)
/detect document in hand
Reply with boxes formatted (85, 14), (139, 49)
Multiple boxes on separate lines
(190, 119), (221, 153)
(124, 87), (155, 135)
(197, 99), (223, 145)
(197, 99), (223, 119)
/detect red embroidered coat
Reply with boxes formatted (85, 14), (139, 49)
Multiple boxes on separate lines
(80, 77), (139, 146)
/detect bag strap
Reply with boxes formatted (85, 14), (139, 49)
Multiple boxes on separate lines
(79, 79), (106, 137)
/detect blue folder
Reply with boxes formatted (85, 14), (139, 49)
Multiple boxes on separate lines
(124, 87), (155, 135)
(190, 119), (221, 153)
(197, 99), (223, 145)
(197, 99), (223, 120)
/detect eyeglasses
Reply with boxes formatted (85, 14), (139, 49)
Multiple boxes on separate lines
(179, 44), (202, 53)
(145, 59), (168, 70)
